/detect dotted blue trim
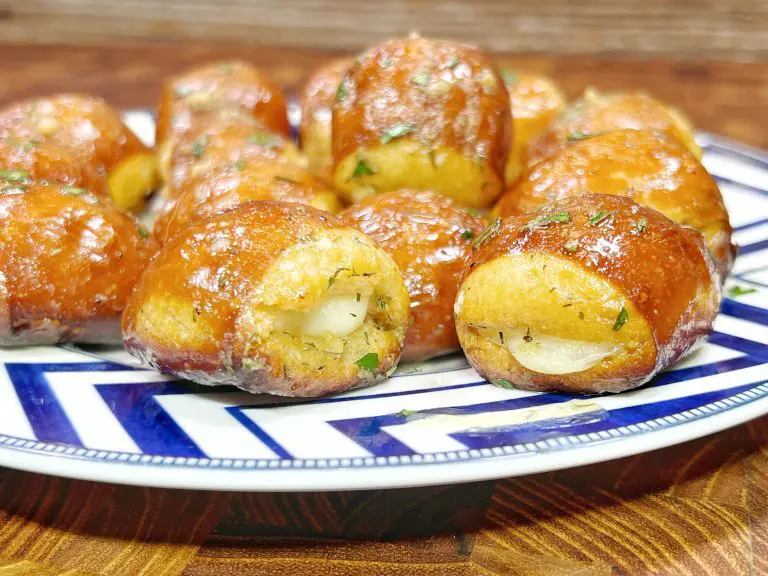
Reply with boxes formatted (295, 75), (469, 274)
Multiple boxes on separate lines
(0, 382), (765, 470)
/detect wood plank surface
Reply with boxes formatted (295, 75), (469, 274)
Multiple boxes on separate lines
(0, 42), (765, 575)
(4, 1), (768, 60)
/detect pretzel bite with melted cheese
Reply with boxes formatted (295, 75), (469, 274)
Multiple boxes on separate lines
(0, 94), (157, 211)
(299, 58), (353, 184)
(155, 157), (342, 244)
(332, 36), (511, 208)
(494, 130), (734, 277)
(338, 189), (486, 362)
(0, 181), (158, 346)
(123, 201), (410, 397)
(456, 195), (721, 394)
(162, 114), (305, 201)
(526, 89), (701, 167)
(156, 60), (290, 150)
(498, 69), (566, 185)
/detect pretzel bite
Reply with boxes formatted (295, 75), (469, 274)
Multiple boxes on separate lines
(499, 70), (566, 184)
(162, 114), (305, 201)
(332, 36), (511, 208)
(155, 157), (342, 244)
(0, 181), (158, 346)
(456, 195), (720, 394)
(299, 58), (353, 184)
(156, 61), (290, 161)
(494, 130), (734, 277)
(0, 94), (157, 211)
(123, 201), (410, 397)
(338, 189), (486, 362)
(526, 89), (701, 167)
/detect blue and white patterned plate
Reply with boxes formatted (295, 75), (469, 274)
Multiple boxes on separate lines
(0, 112), (766, 491)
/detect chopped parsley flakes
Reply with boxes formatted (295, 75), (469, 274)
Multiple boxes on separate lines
(612, 307), (628, 331)
(380, 124), (415, 144)
(352, 156), (375, 178)
(356, 352), (379, 372)
(727, 285), (758, 298)
(0, 169), (29, 182)
(524, 211), (571, 230)
(492, 378), (516, 390)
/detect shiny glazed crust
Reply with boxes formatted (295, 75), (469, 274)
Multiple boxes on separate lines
(155, 60), (291, 147)
(123, 201), (411, 397)
(163, 114), (305, 200)
(456, 194), (721, 394)
(338, 189), (487, 361)
(331, 36), (512, 208)
(494, 130), (735, 277)
(299, 58), (353, 184)
(154, 157), (342, 244)
(0, 182), (159, 346)
(525, 90), (701, 167)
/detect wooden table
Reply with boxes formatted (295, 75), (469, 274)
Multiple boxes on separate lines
(0, 43), (766, 576)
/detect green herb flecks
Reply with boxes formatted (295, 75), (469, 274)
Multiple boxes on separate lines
(249, 133), (279, 149)
(328, 267), (351, 288)
(232, 160), (246, 171)
(0, 169), (29, 182)
(524, 211), (571, 230)
(613, 307), (628, 331)
(634, 217), (648, 233)
(411, 71), (431, 86)
(587, 210), (615, 226)
(447, 56), (460, 69)
(356, 352), (379, 372)
(137, 225), (151, 240)
(564, 239), (579, 252)
(398, 409), (415, 417)
(61, 186), (88, 196)
(492, 378), (516, 390)
(380, 124), (415, 145)
(275, 175), (301, 184)
(567, 129), (595, 142)
(727, 285), (758, 298)
(473, 217), (502, 248)
(499, 68), (518, 87)
(461, 230), (474, 241)
(352, 156), (375, 179)
(336, 80), (347, 102)
(190, 135), (209, 159)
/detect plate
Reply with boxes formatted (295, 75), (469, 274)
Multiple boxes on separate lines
(0, 111), (766, 491)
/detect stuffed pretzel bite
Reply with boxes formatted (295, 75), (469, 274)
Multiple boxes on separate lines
(498, 69), (566, 185)
(0, 181), (158, 346)
(526, 89), (701, 167)
(456, 195), (721, 394)
(0, 94), (157, 211)
(332, 36), (512, 208)
(123, 201), (410, 397)
(299, 58), (353, 184)
(494, 130), (734, 277)
(162, 114), (305, 202)
(338, 189), (486, 362)
(156, 60), (290, 149)
(154, 157), (341, 244)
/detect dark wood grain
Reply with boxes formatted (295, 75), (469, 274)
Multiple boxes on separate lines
(0, 42), (765, 575)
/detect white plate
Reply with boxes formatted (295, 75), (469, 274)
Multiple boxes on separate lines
(0, 112), (766, 491)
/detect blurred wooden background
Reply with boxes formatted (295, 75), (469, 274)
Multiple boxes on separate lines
(4, 0), (768, 60)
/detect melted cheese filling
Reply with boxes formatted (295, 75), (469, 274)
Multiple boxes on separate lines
(275, 293), (370, 337)
(505, 328), (619, 375)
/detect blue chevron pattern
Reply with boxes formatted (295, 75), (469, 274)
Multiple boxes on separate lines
(0, 126), (766, 476)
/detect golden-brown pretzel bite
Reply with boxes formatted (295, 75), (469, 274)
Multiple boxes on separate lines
(494, 130), (735, 277)
(332, 36), (512, 208)
(338, 189), (487, 362)
(0, 94), (157, 211)
(498, 69), (566, 185)
(0, 181), (158, 346)
(155, 157), (342, 244)
(456, 195), (720, 394)
(526, 89), (701, 167)
(299, 58), (353, 184)
(123, 201), (410, 397)
(162, 114), (305, 201)
(156, 60), (290, 151)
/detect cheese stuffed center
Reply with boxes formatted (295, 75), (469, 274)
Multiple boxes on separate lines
(275, 293), (370, 337)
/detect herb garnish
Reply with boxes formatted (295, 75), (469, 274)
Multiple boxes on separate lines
(190, 135), (209, 158)
(328, 267), (351, 287)
(352, 156), (375, 178)
(461, 230), (474, 241)
(499, 68), (518, 86)
(275, 175), (301, 184)
(137, 225), (151, 239)
(524, 211), (571, 230)
(356, 352), (379, 372)
(411, 71), (430, 86)
(727, 285), (758, 298)
(0, 169), (29, 182)
(380, 124), (415, 145)
(492, 378), (515, 390)
(613, 307), (628, 331)
(634, 217), (648, 233)
(336, 80), (347, 102)
(564, 239), (579, 252)
(447, 57), (460, 69)
(249, 133), (279, 148)
(587, 210), (614, 226)
(473, 217), (501, 247)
